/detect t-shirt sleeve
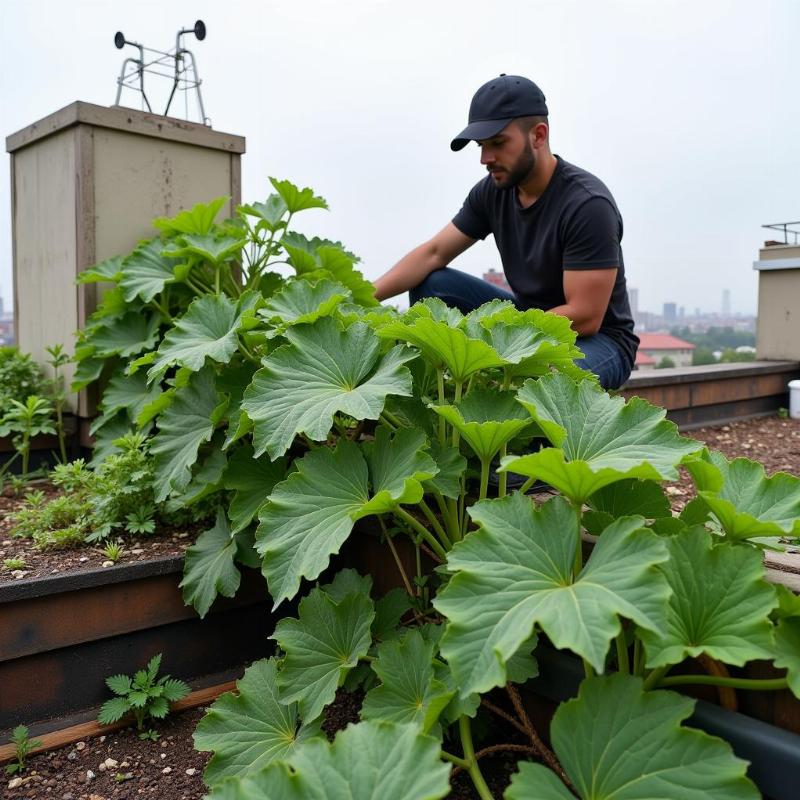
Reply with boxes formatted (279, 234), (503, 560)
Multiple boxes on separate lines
(562, 196), (621, 270)
(452, 180), (493, 240)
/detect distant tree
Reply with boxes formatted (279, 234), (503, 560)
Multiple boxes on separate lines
(719, 348), (756, 363)
(657, 356), (676, 369)
(692, 347), (717, 366)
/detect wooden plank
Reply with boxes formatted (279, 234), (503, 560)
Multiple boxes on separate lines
(0, 680), (237, 763)
(7, 101), (245, 155)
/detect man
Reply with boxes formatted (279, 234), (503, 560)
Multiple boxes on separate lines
(373, 74), (638, 390)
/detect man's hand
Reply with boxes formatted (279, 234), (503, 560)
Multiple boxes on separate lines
(549, 268), (618, 336)
(373, 223), (476, 301)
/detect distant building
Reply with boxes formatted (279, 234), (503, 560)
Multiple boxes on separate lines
(637, 333), (695, 368)
(662, 302), (677, 324)
(722, 289), (731, 316)
(628, 287), (639, 316)
(483, 268), (511, 293)
(634, 351), (657, 371)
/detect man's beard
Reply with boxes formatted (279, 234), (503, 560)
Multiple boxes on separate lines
(490, 141), (536, 188)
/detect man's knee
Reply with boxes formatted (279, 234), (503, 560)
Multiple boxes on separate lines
(409, 268), (458, 304)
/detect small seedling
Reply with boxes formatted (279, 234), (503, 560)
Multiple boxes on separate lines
(3, 557), (27, 570)
(778, 407), (790, 420)
(138, 729), (160, 742)
(4, 725), (42, 775)
(23, 489), (46, 508)
(98, 653), (190, 732)
(125, 506), (156, 535)
(8, 475), (27, 497)
(102, 540), (125, 563)
(115, 771), (135, 782)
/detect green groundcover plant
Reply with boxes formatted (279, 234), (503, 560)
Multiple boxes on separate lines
(69, 180), (800, 799)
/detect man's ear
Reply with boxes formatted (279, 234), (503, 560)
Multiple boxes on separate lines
(532, 121), (549, 148)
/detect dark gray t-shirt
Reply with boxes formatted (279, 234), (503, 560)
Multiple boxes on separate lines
(452, 156), (638, 369)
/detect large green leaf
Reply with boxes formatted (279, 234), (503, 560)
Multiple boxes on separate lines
(170, 232), (246, 266)
(205, 721), (451, 800)
(180, 510), (257, 618)
(274, 585), (374, 722)
(148, 293), (247, 381)
(242, 318), (413, 459)
(270, 177), (328, 213)
(584, 479), (673, 536)
(686, 449), (800, 542)
(257, 430), (432, 606)
(424, 440), (467, 499)
(119, 239), (181, 302)
(773, 617), (800, 698)
(501, 374), (703, 504)
(430, 388), (532, 463)
(434, 495), (670, 691)
(77, 255), (123, 284)
(257, 441), (370, 606)
(95, 369), (162, 426)
(360, 426), (438, 514)
(223, 445), (287, 533)
(361, 629), (454, 734)
(639, 527), (776, 668)
(259, 278), (350, 335)
(377, 317), (504, 382)
(238, 194), (288, 232)
(194, 658), (322, 787)
(150, 367), (227, 500)
(153, 196), (228, 236)
(87, 310), (162, 358)
(504, 674), (758, 800)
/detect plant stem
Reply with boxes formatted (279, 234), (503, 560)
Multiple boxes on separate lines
(440, 750), (470, 769)
(479, 458), (490, 501)
(458, 716), (493, 800)
(656, 675), (789, 691)
(480, 697), (529, 736)
(381, 408), (403, 429)
(505, 683), (571, 788)
(698, 654), (738, 711)
(616, 631), (630, 675)
(642, 666), (669, 691)
(378, 414), (397, 431)
(418, 499), (452, 550)
(452, 381), (463, 448)
(633, 637), (645, 676)
(498, 443), (507, 497)
(520, 476), (535, 493)
(572, 502), (583, 578)
(21, 430), (30, 476)
(582, 659), (594, 679)
(379, 518), (415, 598)
(394, 507), (447, 562)
(436, 368), (447, 444)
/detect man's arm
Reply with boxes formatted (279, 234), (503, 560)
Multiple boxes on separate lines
(373, 223), (476, 301)
(548, 268), (617, 336)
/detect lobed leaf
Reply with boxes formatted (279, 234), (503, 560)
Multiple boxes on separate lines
(505, 674), (759, 799)
(274, 585), (374, 722)
(242, 318), (413, 460)
(501, 374), (703, 504)
(434, 495), (670, 691)
(194, 658), (322, 787)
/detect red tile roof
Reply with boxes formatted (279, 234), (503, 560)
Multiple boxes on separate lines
(637, 333), (695, 350)
(635, 351), (656, 366)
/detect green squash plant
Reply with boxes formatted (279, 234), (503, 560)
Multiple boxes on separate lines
(72, 180), (800, 799)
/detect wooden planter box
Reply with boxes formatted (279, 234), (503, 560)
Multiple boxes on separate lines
(0, 556), (273, 735)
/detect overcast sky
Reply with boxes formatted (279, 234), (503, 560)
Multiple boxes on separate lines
(2, 0), (799, 318)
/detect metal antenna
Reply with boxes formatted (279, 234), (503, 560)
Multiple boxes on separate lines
(113, 21), (210, 126)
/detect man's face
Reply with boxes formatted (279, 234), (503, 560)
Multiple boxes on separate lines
(477, 123), (536, 189)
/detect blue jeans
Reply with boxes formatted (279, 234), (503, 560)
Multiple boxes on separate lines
(409, 267), (631, 390)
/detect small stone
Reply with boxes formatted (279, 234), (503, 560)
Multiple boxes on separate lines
(2, 539), (12, 545)
(85, 769), (95, 781)
(51, 568), (60, 574)
(104, 758), (118, 769)
(75, 742), (86, 751)
(120, 761), (130, 768)
(12, 570), (28, 579)
(742, 442), (751, 449)
(8, 777), (23, 789)
(61, 793), (74, 800)
(67, 750), (77, 760)
(99, 736), (106, 743)
(185, 768), (197, 776)
(177, 532), (189, 538)
(161, 766), (172, 774)
(79, 556), (89, 563)
(148, 759), (156, 765)
(98, 762), (106, 771)
(101, 560), (114, 568)
(160, 753), (167, 759)
(130, 548), (144, 555)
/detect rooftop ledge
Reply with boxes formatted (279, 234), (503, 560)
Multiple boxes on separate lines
(619, 360), (800, 430)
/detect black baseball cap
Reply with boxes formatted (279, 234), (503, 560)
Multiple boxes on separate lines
(450, 74), (548, 151)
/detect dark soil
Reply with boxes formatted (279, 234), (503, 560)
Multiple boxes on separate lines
(3, 707), (210, 800)
(0, 482), (204, 585)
